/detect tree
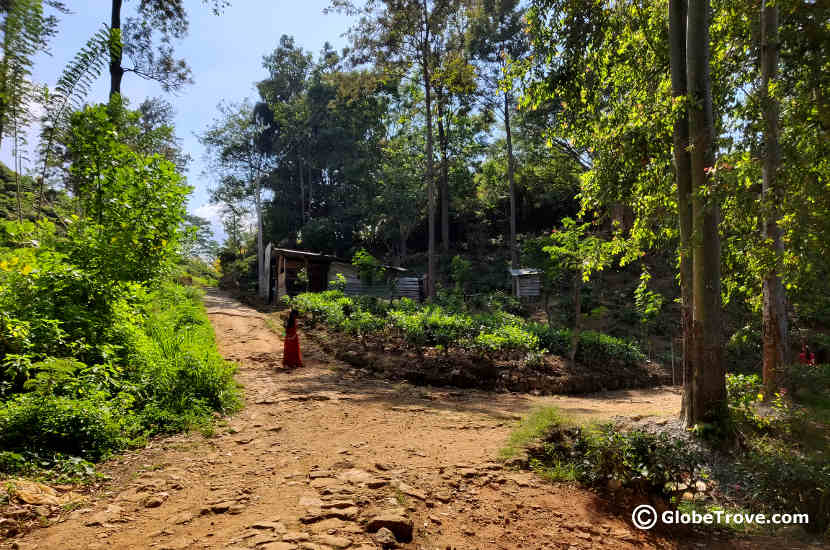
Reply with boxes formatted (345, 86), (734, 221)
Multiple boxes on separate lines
(669, 0), (695, 418)
(199, 99), (271, 298)
(108, 0), (229, 98)
(685, 0), (725, 425)
(0, 0), (63, 152)
(759, 0), (787, 397)
(469, 0), (528, 268)
(332, 0), (456, 298)
(543, 218), (617, 362)
(181, 214), (218, 260)
(64, 102), (190, 283)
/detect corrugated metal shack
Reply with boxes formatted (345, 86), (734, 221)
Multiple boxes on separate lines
(268, 245), (422, 303)
(509, 268), (542, 298)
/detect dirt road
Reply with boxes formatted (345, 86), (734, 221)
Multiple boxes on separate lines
(8, 291), (799, 550)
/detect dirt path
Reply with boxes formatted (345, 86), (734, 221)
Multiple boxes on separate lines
(7, 290), (802, 550)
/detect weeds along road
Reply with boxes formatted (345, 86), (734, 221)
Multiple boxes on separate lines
(15, 290), (789, 550)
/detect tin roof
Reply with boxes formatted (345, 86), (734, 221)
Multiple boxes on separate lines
(508, 268), (542, 277)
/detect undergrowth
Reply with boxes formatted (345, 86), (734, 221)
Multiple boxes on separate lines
(502, 366), (830, 537)
(286, 289), (644, 367)
(0, 283), (240, 477)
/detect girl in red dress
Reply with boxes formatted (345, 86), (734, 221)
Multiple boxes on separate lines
(283, 309), (304, 368)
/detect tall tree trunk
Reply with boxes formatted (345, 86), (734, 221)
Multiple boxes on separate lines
(424, 58), (436, 299)
(399, 222), (408, 266)
(255, 176), (267, 299)
(109, 0), (124, 99)
(307, 156), (313, 220)
(437, 98), (450, 254)
(686, 0), (725, 426)
(297, 155), (305, 225)
(569, 271), (582, 364)
(505, 91), (518, 269)
(670, 0), (696, 419)
(760, 0), (788, 397)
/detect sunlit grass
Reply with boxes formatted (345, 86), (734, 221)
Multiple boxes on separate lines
(500, 406), (571, 460)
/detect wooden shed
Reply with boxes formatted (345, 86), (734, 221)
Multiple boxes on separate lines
(509, 268), (542, 298)
(268, 245), (422, 303)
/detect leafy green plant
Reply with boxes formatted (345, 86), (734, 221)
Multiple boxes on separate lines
(352, 248), (385, 285)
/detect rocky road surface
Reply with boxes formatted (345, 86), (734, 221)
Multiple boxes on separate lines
(6, 290), (815, 550)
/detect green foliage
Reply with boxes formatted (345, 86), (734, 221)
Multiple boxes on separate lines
(505, 407), (704, 499)
(65, 103), (190, 284)
(352, 248), (385, 285)
(449, 255), (472, 293)
(329, 272), (347, 292)
(633, 268), (663, 326)
(0, 282), (239, 467)
(736, 441), (830, 534)
(0, 393), (133, 460)
(289, 289), (644, 365)
(527, 323), (645, 368)
(500, 406), (571, 459)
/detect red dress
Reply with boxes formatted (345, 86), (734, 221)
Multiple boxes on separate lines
(283, 325), (303, 368)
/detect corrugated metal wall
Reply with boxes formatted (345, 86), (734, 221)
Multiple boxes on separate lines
(330, 262), (421, 300)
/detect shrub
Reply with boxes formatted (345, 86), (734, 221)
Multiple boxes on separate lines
(474, 324), (539, 354)
(0, 393), (134, 460)
(527, 323), (570, 356)
(503, 408), (703, 500)
(126, 283), (241, 431)
(575, 330), (645, 368)
(736, 441), (830, 534)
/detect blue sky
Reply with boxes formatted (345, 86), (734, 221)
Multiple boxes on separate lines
(1, 0), (354, 241)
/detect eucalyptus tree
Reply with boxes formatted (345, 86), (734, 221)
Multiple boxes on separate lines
(522, 0), (728, 425)
(468, 0), (528, 268)
(330, 0), (457, 298)
(199, 99), (272, 298)
(431, 1), (477, 253)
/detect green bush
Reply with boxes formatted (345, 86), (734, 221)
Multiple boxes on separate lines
(736, 441), (830, 534)
(0, 282), (240, 467)
(576, 330), (645, 368)
(0, 393), (134, 460)
(126, 283), (241, 432)
(289, 290), (644, 366)
(474, 323), (539, 354)
(509, 408), (703, 500)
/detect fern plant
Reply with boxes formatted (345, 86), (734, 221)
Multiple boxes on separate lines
(37, 25), (116, 213)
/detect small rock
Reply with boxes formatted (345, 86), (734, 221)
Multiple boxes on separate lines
(299, 496), (325, 508)
(366, 513), (413, 542)
(433, 491), (451, 503)
(300, 507), (359, 524)
(393, 481), (425, 500)
(249, 521), (286, 533)
(210, 500), (238, 513)
(168, 511), (194, 525)
(144, 492), (169, 508)
(315, 533), (352, 548)
(282, 531), (311, 542)
(373, 527), (397, 548)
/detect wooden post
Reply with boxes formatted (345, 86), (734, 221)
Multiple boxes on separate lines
(304, 258), (310, 292)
